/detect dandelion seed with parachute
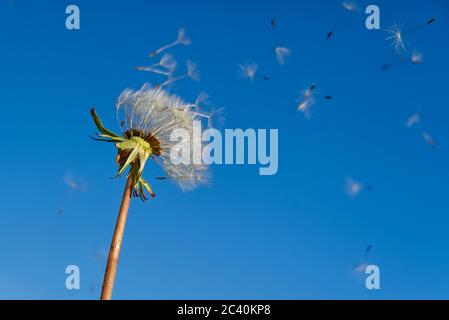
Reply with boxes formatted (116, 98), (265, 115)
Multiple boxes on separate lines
(161, 60), (200, 87)
(297, 83), (332, 118)
(422, 131), (437, 147)
(149, 28), (191, 58)
(411, 51), (423, 65)
(238, 62), (258, 82)
(192, 92), (225, 128)
(275, 46), (291, 65)
(64, 172), (88, 192)
(135, 53), (178, 76)
(326, 1), (361, 40)
(345, 177), (373, 198)
(406, 113), (420, 128)
(385, 18), (437, 55)
(342, 1), (359, 11)
(385, 23), (407, 54)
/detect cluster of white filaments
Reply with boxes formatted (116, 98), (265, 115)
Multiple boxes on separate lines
(116, 84), (210, 192)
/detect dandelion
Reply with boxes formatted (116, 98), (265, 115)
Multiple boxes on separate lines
(91, 84), (210, 299)
(345, 177), (373, 198)
(385, 18), (436, 54)
(275, 46), (291, 65)
(149, 28), (191, 58)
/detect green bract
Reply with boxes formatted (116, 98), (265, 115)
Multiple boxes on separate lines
(90, 108), (155, 200)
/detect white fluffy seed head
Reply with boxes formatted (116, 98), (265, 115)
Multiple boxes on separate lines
(115, 84), (210, 190)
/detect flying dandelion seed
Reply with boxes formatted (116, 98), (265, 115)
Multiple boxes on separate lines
(365, 244), (373, 256)
(161, 60), (200, 87)
(238, 62), (258, 82)
(57, 172), (88, 215)
(135, 53), (178, 76)
(275, 46), (291, 65)
(134, 66), (171, 76)
(406, 113), (437, 148)
(149, 28), (191, 58)
(342, 1), (359, 11)
(64, 172), (88, 192)
(381, 50), (424, 71)
(192, 92), (225, 129)
(354, 263), (368, 274)
(422, 131), (437, 147)
(354, 245), (374, 277)
(385, 23), (407, 54)
(411, 51), (423, 65)
(326, 1), (361, 40)
(296, 83), (316, 117)
(385, 18), (437, 54)
(297, 83), (332, 118)
(406, 113), (421, 128)
(345, 177), (372, 198)
(91, 84), (212, 299)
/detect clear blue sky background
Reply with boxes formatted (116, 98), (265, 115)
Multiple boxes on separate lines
(1, 0), (449, 299)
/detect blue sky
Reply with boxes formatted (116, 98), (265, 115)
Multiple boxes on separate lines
(1, 0), (449, 299)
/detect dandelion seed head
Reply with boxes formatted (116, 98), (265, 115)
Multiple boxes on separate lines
(275, 46), (291, 65)
(115, 84), (210, 190)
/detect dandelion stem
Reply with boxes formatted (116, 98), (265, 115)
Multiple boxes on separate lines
(100, 176), (134, 300)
